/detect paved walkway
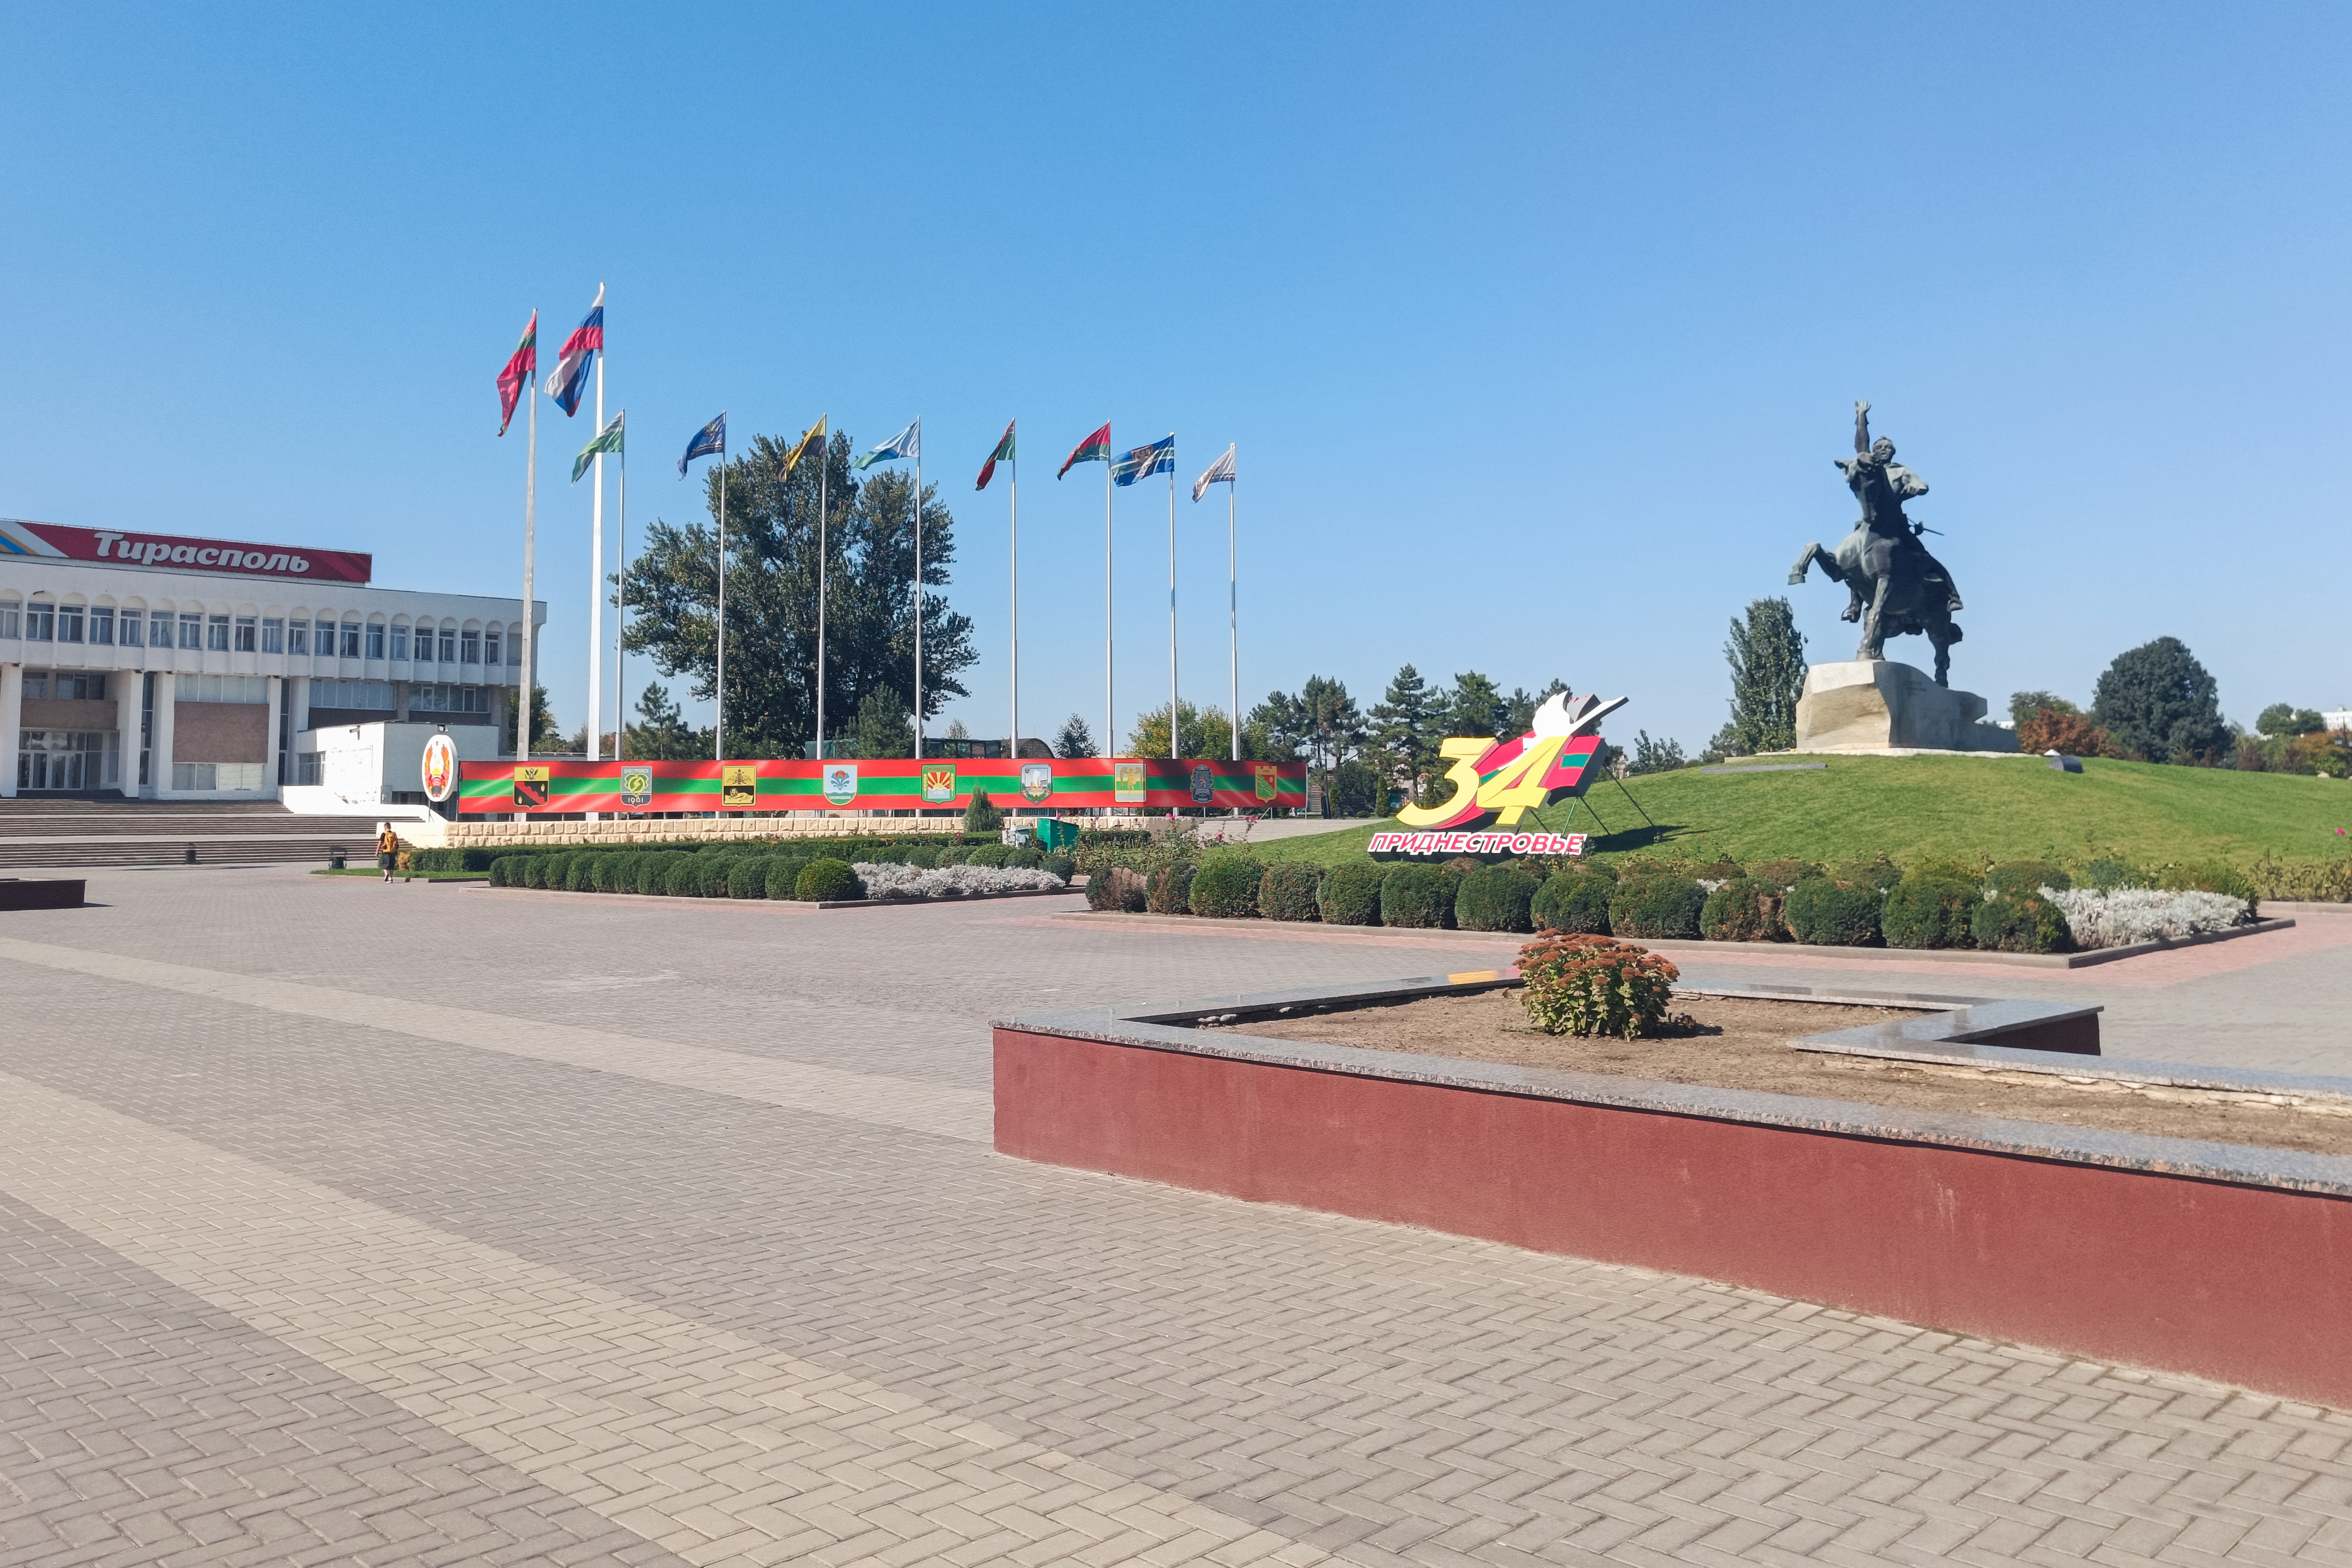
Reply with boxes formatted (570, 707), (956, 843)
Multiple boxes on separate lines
(3, 867), (2351, 1567)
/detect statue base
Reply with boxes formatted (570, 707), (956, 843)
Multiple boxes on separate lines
(1792, 661), (2019, 754)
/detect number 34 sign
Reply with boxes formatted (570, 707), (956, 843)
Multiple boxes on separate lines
(1394, 691), (1626, 834)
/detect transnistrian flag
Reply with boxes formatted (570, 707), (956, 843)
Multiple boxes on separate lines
(572, 409), (624, 483)
(678, 412), (725, 477)
(543, 285), (604, 417)
(779, 416), (827, 480)
(1058, 422), (1111, 479)
(975, 420), (1015, 490)
(496, 312), (537, 436)
(1191, 443), (1235, 502)
(1112, 434), (1174, 487)
(853, 417), (920, 470)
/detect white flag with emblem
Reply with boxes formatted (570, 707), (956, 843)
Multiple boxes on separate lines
(1191, 443), (1235, 502)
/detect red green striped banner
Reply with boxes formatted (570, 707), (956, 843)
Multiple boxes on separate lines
(456, 757), (1308, 816)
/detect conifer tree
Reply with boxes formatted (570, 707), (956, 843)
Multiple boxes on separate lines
(1722, 597), (1807, 754)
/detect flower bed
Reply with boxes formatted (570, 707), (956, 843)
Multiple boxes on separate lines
(854, 862), (1067, 900)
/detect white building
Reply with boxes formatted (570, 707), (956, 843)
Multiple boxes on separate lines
(1, 516), (543, 801)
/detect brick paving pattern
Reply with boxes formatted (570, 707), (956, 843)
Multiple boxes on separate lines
(2, 864), (2350, 1566)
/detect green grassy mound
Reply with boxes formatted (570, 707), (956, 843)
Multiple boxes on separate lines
(1251, 755), (2352, 872)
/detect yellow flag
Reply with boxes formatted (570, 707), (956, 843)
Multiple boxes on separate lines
(779, 416), (827, 480)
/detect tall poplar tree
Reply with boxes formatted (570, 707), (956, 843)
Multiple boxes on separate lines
(1720, 597), (1808, 754)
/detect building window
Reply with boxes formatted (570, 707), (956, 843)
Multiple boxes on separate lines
(288, 619), (309, 656)
(22, 671), (46, 698)
(178, 614), (202, 650)
(118, 609), (141, 647)
(58, 606), (84, 644)
(89, 607), (114, 645)
(366, 623), (385, 660)
(413, 624), (434, 663)
(390, 624), (409, 661)
(40, 672), (105, 700)
(308, 678), (392, 711)
(26, 604), (55, 641)
(0, 604), (18, 639)
(18, 731), (118, 792)
(261, 617), (283, 653)
(235, 616), (257, 652)
(174, 674), (270, 704)
(437, 627), (456, 663)
(172, 761), (265, 792)
(460, 630), (480, 664)
(207, 615), (230, 651)
(483, 628), (502, 666)
(509, 631), (522, 664)
(340, 621), (361, 658)
(148, 611), (171, 648)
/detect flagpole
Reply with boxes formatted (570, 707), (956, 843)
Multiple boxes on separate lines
(1103, 447), (1113, 778)
(816, 427), (829, 760)
(588, 286), (605, 770)
(1167, 438), (1177, 765)
(1008, 450), (1018, 762)
(615, 434), (626, 765)
(1228, 454), (1238, 766)
(913, 418), (923, 762)
(716, 455), (727, 764)
(520, 343), (537, 771)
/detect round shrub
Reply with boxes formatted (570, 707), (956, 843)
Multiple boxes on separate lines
(520, 854), (551, 890)
(1516, 933), (1681, 1039)
(629, 852), (670, 896)
(1699, 878), (1781, 942)
(1455, 865), (1538, 932)
(1531, 872), (1612, 934)
(1783, 878), (1883, 947)
(584, 854), (620, 893)
(663, 858), (702, 897)
(1380, 864), (1461, 929)
(967, 844), (1011, 868)
(1041, 854), (1075, 882)
(488, 854), (516, 887)
(1827, 857), (1903, 897)
(936, 847), (971, 867)
(1987, 860), (2071, 898)
(1008, 847), (1045, 870)
(1087, 865), (1148, 911)
(1259, 862), (1324, 922)
(727, 856), (770, 898)
(560, 855), (592, 892)
(1190, 857), (1261, 918)
(1318, 862), (1385, 926)
(1146, 863), (1197, 914)
(614, 853), (652, 893)
(1608, 875), (1706, 940)
(764, 857), (810, 900)
(1907, 856), (1984, 886)
(795, 858), (861, 902)
(696, 857), (733, 898)
(1972, 892), (2072, 953)
(903, 845), (941, 869)
(1882, 878), (1979, 949)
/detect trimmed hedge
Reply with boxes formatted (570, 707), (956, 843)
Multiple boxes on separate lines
(1380, 864), (1460, 929)
(1607, 875), (1705, 940)
(662, 858), (701, 897)
(1972, 892), (2071, 952)
(794, 859), (861, 902)
(1190, 858), (1261, 918)
(1087, 865), (1148, 911)
(562, 854), (593, 892)
(1882, 878), (1978, 949)
(727, 855), (769, 898)
(764, 857), (811, 900)
(1988, 860), (2071, 898)
(1699, 878), (1780, 941)
(1531, 872), (1612, 934)
(1041, 854), (1075, 882)
(1146, 863), (1197, 914)
(1784, 878), (1882, 947)
(1258, 862), (1323, 922)
(1455, 865), (1538, 932)
(1318, 863), (1385, 926)
(968, 844), (1011, 868)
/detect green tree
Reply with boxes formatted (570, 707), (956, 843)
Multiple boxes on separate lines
(504, 683), (566, 755)
(2256, 703), (2327, 737)
(1625, 730), (1688, 775)
(1443, 671), (1511, 743)
(963, 791), (1003, 834)
(1504, 678), (1569, 736)
(1368, 664), (1442, 801)
(854, 686), (913, 760)
(2093, 636), (2229, 764)
(623, 682), (700, 760)
(1722, 597), (1808, 754)
(1246, 690), (1308, 758)
(619, 429), (977, 758)
(1126, 699), (1228, 759)
(2010, 690), (2079, 726)
(1054, 713), (1098, 758)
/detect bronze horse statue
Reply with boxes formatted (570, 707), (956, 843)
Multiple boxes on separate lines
(1788, 400), (1965, 686)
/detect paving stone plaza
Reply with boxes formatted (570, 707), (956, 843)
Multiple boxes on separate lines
(7, 867), (2352, 1567)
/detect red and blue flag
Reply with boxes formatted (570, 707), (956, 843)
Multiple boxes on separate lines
(543, 285), (604, 417)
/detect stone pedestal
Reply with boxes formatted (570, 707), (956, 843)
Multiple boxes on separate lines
(1792, 661), (2019, 754)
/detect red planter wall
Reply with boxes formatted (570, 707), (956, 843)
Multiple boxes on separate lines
(996, 1028), (2352, 1407)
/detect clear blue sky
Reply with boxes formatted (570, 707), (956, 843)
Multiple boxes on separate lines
(5, 4), (2347, 751)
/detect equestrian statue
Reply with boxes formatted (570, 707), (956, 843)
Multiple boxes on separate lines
(1788, 401), (1965, 686)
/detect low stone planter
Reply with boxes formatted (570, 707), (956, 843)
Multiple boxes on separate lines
(0, 877), (84, 911)
(997, 972), (2352, 1407)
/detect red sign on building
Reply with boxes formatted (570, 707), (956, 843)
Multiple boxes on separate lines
(0, 518), (372, 584)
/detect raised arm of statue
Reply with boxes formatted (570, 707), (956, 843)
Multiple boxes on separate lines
(1854, 399), (1872, 454)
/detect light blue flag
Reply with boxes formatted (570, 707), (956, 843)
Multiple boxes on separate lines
(853, 417), (921, 470)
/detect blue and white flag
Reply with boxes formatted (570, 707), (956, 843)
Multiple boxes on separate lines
(679, 412), (726, 476)
(853, 417), (921, 470)
(1112, 433), (1174, 487)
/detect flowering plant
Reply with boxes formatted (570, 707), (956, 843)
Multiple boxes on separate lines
(1515, 932), (1680, 1040)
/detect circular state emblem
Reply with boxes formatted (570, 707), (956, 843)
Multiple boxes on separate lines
(420, 733), (458, 803)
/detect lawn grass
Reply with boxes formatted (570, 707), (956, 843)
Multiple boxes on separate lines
(1247, 755), (2352, 871)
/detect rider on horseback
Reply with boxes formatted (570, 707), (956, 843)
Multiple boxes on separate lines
(1832, 402), (1963, 617)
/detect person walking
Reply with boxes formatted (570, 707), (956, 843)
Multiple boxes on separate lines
(377, 822), (400, 883)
